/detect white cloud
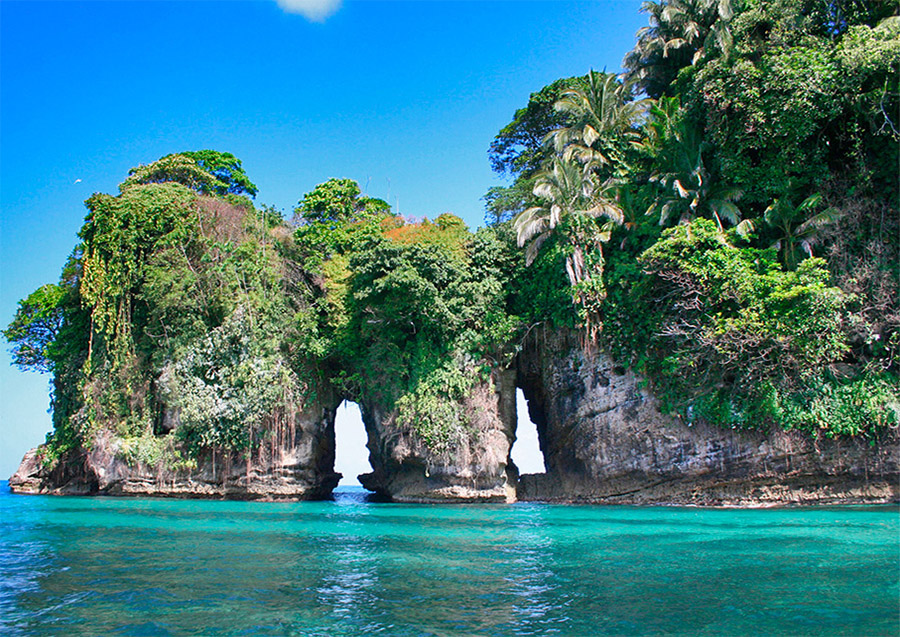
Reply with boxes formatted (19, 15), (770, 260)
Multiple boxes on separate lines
(275, 0), (343, 22)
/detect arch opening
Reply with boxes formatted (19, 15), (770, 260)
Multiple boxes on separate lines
(333, 400), (374, 487)
(511, 388), (546, 475)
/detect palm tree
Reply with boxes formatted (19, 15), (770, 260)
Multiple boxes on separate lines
(641, 100), (742, 229)
(632, 95), (682, 158)
(762, 193), (841, 270)
(514, 158), (623, 316)
(608, 182), (660, 251)
(545, 71), (646, 177)
(651, 151), (742, 229)
(624, 0), (734, 98)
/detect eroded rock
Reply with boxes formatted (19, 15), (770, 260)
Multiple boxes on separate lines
(516, 327), (900, 505)
(359, 368), (518, 502)
(10, 327), (897, 505)
(9, 395), (341, 501)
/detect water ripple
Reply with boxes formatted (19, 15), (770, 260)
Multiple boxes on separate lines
(0, 483), (897, 636)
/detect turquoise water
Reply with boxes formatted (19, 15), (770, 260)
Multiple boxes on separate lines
(1, 482), (897, 636)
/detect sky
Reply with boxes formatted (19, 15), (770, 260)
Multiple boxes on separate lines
(0, 0), (647, 479)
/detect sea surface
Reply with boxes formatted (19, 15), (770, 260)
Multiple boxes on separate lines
(1, 481), (897, 636)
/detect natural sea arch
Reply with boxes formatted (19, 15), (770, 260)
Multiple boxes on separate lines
(332, 388), (547, 493)
(333, 400), (373, 486)
(512, 388), (546, 475)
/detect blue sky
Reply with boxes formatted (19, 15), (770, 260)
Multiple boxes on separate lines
(0, 0), (646, 479)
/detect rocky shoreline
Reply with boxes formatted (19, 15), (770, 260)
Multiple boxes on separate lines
(10, 330), (899, 505)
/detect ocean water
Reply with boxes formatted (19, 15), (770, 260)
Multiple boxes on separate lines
(1, 482), (897, 636)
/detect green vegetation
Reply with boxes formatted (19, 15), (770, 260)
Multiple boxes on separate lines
(6, 1), (898, 471)
(293, 180), (518, 455)
(6, 152), (319, 465)
(5, 154), (521, 464)
(487, 0), (898, 436)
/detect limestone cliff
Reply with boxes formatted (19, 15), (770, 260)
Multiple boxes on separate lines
(358, 368), (518, 502)
(10, 327), (898, 504)
(9, 394), (341, 500)
(516, 328), (899, 505)
(8, 366), (520, 502)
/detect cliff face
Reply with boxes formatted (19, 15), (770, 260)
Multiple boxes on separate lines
(9, 369), (520, 503)
(358, 368), (518, 502)
(516, 328), (899, 505)
(10, 328), (898, 504)
(9, 393), (341, 500)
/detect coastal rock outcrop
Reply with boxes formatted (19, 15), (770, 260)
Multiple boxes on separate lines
(516, 328), (900, 505)
(9, 396), (341, 500)
(358, 368), (518, 502)
(10, 327), (898, 505)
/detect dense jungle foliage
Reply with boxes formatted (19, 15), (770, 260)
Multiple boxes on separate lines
(6, 0), (898, 468)
(487, 0), (899, 436)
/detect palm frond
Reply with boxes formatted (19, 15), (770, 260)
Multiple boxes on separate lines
(763, 198), (785, 226)
(711, 200), (741, 226)
(549, 204), (562, 228)
(588, 200), (625, 225)
(716, 185), (742, 201)
(718, 0), (734, 20)
(524, 231), (551, 266)
(532, 181), (555, 200)
(660, 199), (682, 226)
(514, 207), (548, 246)
(796, 207), (841, 236)
(796, 193), (823, 214)
(734, 218), (755, 238)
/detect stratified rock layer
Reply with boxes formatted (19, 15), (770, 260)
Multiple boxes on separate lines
(359, 369), (518, 502)
(9, 397), (341, 500)
(516, 328), (899, 505)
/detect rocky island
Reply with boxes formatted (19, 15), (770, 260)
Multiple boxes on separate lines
(7, 2), (899, 505)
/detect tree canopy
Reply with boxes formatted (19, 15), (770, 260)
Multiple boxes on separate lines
(485, 0), (898, 435)
(122, 150), (258, 198)
(5, 1), (899, 472)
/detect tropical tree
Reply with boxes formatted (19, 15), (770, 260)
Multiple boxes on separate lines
(122, 151), (258, 198)
(606, 182), (662, 253)
(489, 77), (581, 179)
(762, 192), (841, 270)
(632, 95), (682, 159)
(294, 178), (390, 226)
(640, 99), (742, 228)
(181, 150), (259, 197)
(623, 0), (734, 98)
(483, 181), (536, 226)
(514, 158), (623, 324)
(484, 76), (583, 224)
(546, 70), (645, 177)
(3, 284), (67, 373)
(651, 152), (742, 230)
(685, 5), (900, 206)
